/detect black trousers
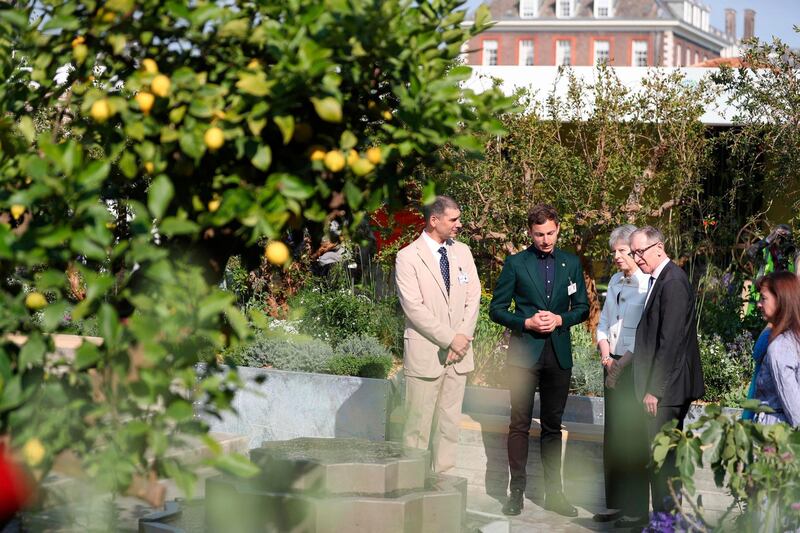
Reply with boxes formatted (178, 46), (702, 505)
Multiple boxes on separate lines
(507, 338), (571, 494)
(603, 362), (649, 516)
(647, 402), (690, 513)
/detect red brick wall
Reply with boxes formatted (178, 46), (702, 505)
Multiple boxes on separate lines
(465, 31), (661, 66)
(672, 35), (719, 66)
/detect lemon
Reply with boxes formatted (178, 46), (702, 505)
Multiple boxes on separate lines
(366, 147), (382, 165)
(204, 127), (225, 151)
(324, 150), (346, 172)
(135, 91), (155, 115)
(142, 58), (158, 74)
(207, 198), (221, 212)
(247, 59), (260, 69)
(144, 162), (155, 174)
(309, 146), (326, 161)
(265, 241), (290, 265)
(90, 99), (112, 123)
(10, 204), (25, 220)
(151, 74), (171, 98)
(351, 158), (375, 176)
(73, 44), (88, 64)
(346, 149), (359, 166)
(25, 292), (47, 310)
(382, 110), (392, 121)
(22, 438), (45, 467)
(71, 36), (85, 48)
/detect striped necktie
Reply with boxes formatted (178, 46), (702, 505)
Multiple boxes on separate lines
(438, 246), (450, 294)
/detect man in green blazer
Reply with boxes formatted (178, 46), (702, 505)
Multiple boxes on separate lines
(489, 204), (589, 517)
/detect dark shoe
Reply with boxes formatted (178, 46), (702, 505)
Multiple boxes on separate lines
(502, 488), (524, 516)
(592, 509), (621, 522)
(614, 515), (648, 528)
(544, 491), (578, 517)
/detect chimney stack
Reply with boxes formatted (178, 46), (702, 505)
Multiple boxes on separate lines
(743, 9), (755, 40)
(725, 8), (736, 40)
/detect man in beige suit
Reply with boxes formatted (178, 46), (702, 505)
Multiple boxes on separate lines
(395, 196), (481, 473)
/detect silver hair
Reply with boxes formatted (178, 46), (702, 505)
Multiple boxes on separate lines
(631, 225), (665, 245)
(422, 195), (459, 221)
(608, 224), (638, 249)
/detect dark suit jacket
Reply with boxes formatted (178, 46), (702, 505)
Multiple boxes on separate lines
(489, 246), (589, 369)
(633, 261), (705, 405)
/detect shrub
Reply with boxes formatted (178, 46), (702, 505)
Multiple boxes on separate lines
(699, 332), (754, 405)
(570, 326), (604, 397)
(226, 333), (333, 374)
(469, 295), (508, 387)
(329, 334), (393, 379)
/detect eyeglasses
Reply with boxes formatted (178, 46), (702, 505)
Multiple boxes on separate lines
(628, 242), (661, 258)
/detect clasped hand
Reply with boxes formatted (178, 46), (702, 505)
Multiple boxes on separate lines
(446, 333), (472, 365)
(524, 311), (562, 333)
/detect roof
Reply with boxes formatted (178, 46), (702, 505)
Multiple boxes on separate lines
(462, 65), (736, 125)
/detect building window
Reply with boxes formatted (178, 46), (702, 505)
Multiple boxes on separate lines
(518, 40), (535, 66)
(683, 1), (691, 22)
(482, 40), (498, 66)
(556, 0), (574, 18)
(594, 40), (610, 65)
(556, 40), (572, 66)
(632, 40), (648, 67)
(519, 0), (537, 18)
(594, 0), (612, 18)
(675, 44), (682, 66)
(694, 51), (699, 65)
(692, 5), (701, 27)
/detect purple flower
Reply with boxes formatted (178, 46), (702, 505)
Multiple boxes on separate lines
(791, 502), (800, 511)
(781, 452), (794, 462)
(764, 446), (777, 455)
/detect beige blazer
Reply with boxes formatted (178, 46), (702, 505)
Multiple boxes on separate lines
(395, 234), (481, 378)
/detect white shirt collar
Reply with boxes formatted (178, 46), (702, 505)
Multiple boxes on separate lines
(421, 231), (450, 261)
(650, 257), (671, 281)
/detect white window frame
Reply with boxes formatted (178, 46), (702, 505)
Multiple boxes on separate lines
(675, 43), (682, 66)
(593, 40), (610, 65)
(556, 40), (572, 66)
(556, 0), (575, 18)
(692, 5), (701, 27)
(683, 1), (692, 22)
(482, 40), (498, 66)
(694, 51), (700, 64)
(518, 39), (535, 66)
(594, 0), (613, 18)
(519, 0), (537, 19)
(685, 48), (691, 66)
(632, 40), (648, 67)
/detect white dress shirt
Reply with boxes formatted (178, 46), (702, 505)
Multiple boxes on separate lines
(421, 231), (451, 262)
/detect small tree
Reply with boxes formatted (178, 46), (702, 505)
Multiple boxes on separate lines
(0, 0), (511, 501)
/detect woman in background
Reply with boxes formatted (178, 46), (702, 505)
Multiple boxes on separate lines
(592, 225), (650, 525)
(753, 271), (800, 427)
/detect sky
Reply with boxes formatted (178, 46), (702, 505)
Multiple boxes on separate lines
(463, 0), (800, 47)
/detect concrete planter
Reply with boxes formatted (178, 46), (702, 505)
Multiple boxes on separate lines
(205, 367), (396, 449)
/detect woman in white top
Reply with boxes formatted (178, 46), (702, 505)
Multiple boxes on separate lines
(593, 225), (651, 524)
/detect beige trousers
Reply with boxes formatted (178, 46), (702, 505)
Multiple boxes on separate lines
(402, 366), (467, 474)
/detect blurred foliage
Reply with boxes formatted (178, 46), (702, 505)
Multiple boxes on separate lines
(654, 404), (800, 532)
(0, 0), (511, 499)
(569, 325), (604, 397)
(698, 333), (754, 406)
(225, 331), (333, 374)
(468, 294), (507, 387)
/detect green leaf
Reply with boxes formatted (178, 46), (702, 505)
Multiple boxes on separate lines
(179, 130), (204, 159)
(75, 341), (102, 370)
(274, 116), (294, 145)
(340, 130), (357, 150)
(211, 453), (260, 478)
(421, 180), (437, 206)
(119, 151), (137, 179)
(344, 180), (363, 209)
(148, 175), (174, 219)
(251, 145), (272, 171)
(236, 72), (275, 97)
(166, 400), (194, 421)
(310, 96), (342, 123)
(17, 116), (35, 144)
(159, 217), (200, 236)
(41, 300), (69, 332)
(19, 334), (47, 369)
(276, 174), (314, 200)
(98, 303), (121, 348)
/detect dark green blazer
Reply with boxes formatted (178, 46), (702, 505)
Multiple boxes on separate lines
(489, 246), (589, 369)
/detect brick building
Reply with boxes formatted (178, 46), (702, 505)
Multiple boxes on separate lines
(463, 0), (755, 67)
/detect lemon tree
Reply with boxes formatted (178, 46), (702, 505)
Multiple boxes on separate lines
(0, 0), (511, 496)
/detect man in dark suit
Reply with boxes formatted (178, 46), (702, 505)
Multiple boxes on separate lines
(489, 204), (589, 517)
(628, 226), (704, 524)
